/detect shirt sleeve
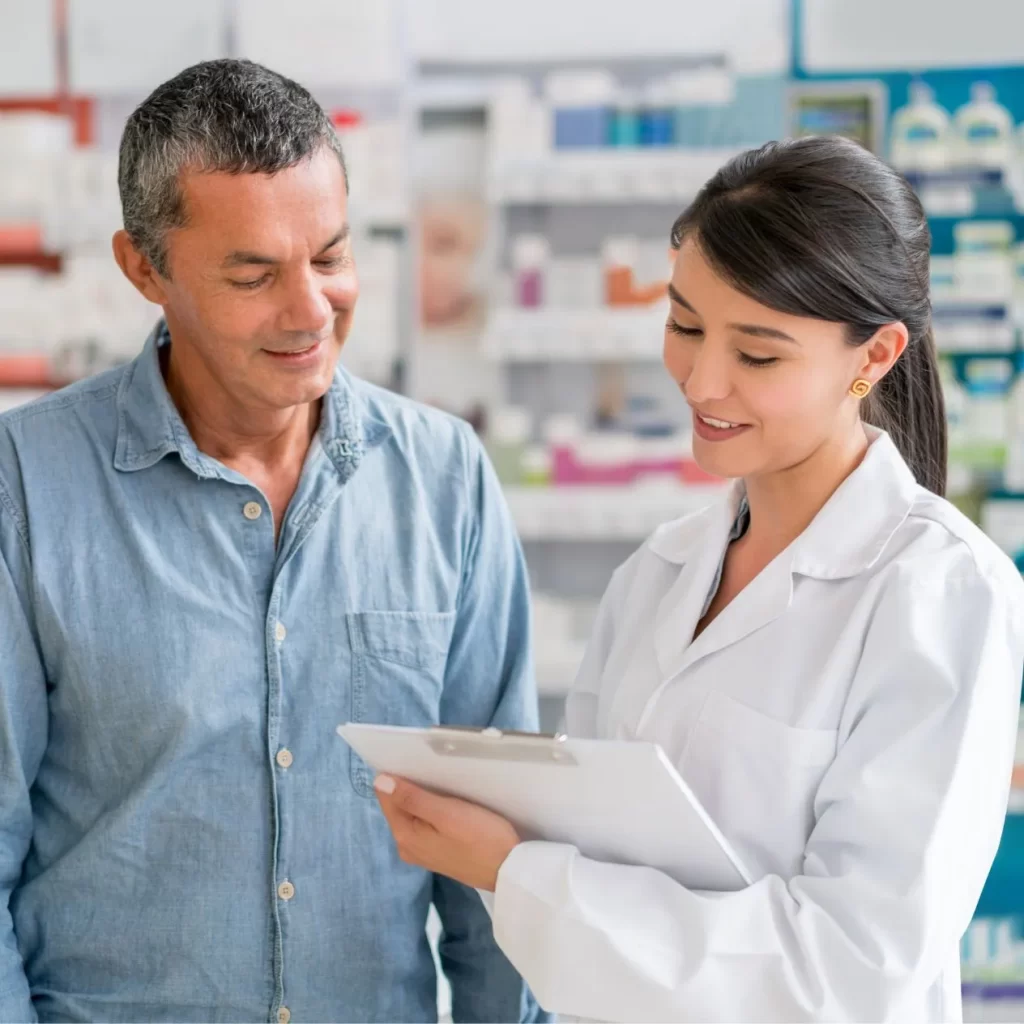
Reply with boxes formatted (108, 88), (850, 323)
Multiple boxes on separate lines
(433, 430), (549, 1023)
(0, 482), (46, 1022)
(489, 566), (1024, 1022)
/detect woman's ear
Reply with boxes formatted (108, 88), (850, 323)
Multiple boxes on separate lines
(857, 322), (910, 387)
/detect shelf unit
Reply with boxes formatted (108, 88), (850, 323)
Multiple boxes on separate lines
(0, 250), (63, 274)
(405, 57), (745, 735)
(506, 483), (725, 542)
(488, 148), (740, 204)
(483, 305), (669, 362)
(535, 651), (587, 698)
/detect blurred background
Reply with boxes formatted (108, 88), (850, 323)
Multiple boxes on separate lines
(1, 0), (1023, 1017)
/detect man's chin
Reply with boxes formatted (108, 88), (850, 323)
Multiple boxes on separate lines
(260, 368), (335, 410)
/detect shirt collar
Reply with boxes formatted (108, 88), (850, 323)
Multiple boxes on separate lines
(648, 427), (919, 580)
(114, 319), (391, 479)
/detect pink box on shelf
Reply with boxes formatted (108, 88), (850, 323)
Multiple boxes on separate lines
(551, 447), (636, 485)
(551, 445), (720, 487)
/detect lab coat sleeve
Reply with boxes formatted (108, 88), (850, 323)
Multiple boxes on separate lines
(490, 566), (1024, 1023)
(0, 486), (45, 1022)
(433, 431), (550, 1024)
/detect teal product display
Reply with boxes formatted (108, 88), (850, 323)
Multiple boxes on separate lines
(946, 354), (1019, 490)
(962, 720), (1024, 1001)
(984, 496), (1024, 574)
(608, 88), (641, 147)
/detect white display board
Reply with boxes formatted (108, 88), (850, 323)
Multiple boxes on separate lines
(235, 0), (401, 88)
(67, 0), (227, 94)
(0, 0), (58, 96)
(802, 0), (1024, 72)
(410, 0), (789, 75)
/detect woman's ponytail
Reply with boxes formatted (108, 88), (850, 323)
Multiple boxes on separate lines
(863, 326), (947, 495)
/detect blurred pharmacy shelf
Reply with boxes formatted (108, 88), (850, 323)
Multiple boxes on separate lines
(0, 249), (63, 274)
(535, 651), (586, 698)
(506, 482), (726, 542)
(0, 389), (49, 415)
(483, 305), (668, 361)
(487, 148), (740, 204)
(1008, 788), (1024, 816)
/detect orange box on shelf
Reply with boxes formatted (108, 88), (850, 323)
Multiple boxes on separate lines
(0, 223), (62, 273)
(0, 224), (44, 252)
(0, 355), (57, 389)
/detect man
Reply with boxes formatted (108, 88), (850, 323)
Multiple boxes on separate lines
(0, 59), (545, 1023)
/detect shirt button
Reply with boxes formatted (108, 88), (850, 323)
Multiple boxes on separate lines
(277, 1008), (291, 1024)
(274, 621), (287, 643)
(278, 880), (295, 901)
(242, 501), (262, 521)
(276, 748), (293, 769)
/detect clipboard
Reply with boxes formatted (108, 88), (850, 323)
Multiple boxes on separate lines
(338, 723), (751, 892)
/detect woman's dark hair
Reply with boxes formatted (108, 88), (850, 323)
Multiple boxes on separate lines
(671, 135), (946, 495)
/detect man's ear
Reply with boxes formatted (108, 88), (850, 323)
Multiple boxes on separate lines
(112, 230), (170, 305)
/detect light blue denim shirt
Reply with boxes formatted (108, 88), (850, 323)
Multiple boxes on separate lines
(0, 322), (545, 1023)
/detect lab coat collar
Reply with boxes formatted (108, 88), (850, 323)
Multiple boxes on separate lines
(641, 429), (919, 710)
(648, 428), (918, 581)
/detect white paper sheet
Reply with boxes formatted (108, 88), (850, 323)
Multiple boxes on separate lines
(67, 0), (227, 95)
(235, 0), (400, 89)
(0, 0), (58, 96)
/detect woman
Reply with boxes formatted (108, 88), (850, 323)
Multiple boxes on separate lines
(375, 137), (1024, 1022)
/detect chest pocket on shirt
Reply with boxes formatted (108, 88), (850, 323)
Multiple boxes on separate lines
(347, 610), (456, 798)
(682, 689), (838, 879)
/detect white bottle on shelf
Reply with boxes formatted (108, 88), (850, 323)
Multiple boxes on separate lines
(953, 82), (1014, 172)
(487, 406), (533, 485)
(489, 76), (548, 169)
(889, 81), (950, 174)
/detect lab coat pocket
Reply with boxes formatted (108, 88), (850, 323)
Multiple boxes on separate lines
(684, 689), (838, 877)
(346, 610), (456, 798)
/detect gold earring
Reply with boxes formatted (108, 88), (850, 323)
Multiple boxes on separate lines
(849, 378), (872, 398)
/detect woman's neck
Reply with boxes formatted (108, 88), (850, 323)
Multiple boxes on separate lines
(742, 424), (871, 561)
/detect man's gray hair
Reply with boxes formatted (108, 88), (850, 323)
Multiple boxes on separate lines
(118, 58), (347, 277)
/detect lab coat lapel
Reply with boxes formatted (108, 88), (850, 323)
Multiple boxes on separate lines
(650, 493), (795, 684)
(649, 490), (741, 686)
(676, 550), (794, 672)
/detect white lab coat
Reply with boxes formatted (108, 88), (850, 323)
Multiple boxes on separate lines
(490, 431), (1024, 1023)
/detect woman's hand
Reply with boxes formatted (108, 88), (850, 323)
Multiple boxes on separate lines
(374, 775), (520, 892)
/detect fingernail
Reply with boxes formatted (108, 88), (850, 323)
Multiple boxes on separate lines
(374, 775), (396, 795)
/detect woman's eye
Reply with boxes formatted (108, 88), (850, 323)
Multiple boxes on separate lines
(737, 352), (779, 368)
(666, 321), (703, 337)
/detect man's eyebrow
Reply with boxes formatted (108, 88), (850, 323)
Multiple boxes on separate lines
(222, 225), (350, 269)
(316, 225), (350, 254)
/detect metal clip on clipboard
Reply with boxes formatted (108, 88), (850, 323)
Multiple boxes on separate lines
(427, 726), (578, 765)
